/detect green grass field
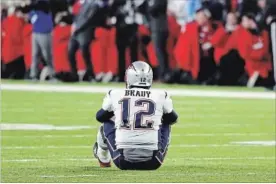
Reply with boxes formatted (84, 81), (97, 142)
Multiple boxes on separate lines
(1, 82), (275, 182)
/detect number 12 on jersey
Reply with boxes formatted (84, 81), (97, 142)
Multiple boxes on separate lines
(119, 98), (156, 129)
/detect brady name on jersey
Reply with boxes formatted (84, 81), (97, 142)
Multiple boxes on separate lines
(124, 89), (151, 98)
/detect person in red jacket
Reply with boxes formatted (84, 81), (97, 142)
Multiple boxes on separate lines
(211, 12), (238, 64)
(237, 13), (273, 87)
(204, 11), (243, 85)
(174, 8), (219, 84)
(1, 6), (26, 79)
(52, 11), (75, 81)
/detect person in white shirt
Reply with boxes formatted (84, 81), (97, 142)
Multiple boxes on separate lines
(93, 61), (178, 170)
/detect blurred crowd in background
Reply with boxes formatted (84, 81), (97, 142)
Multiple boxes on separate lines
(1, 0), (276, 88)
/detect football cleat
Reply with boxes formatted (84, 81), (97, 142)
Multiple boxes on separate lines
(93, 142), (111, 168)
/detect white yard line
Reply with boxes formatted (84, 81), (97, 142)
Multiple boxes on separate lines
(2, 134), (94, 138)
(175, 123), (263, 127)
(173, 133), (275, 137)
(0, 123), (97, 130)
(1, 84), (275, 99)
(2, 108), (95, 113)
(171, 144), (275, 148)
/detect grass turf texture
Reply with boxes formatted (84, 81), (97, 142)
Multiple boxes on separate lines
(1, 83), (276, 182)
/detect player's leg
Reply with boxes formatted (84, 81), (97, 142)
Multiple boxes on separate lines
(116, 28), (128, 82)
(78, 30), (95, 81)
(93, 125), (111, 167)
(67, 36), (79, 79)
(151, 123), (171, 169)
(159, 123), (171, 157)
(93, 120), (122, 168)
(39, 33), (55, 79)
(30, 33), (41, 80)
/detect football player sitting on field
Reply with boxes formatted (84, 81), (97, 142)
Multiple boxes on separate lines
(93, 61), (178, 170)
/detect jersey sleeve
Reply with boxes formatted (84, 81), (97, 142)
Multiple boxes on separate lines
(163, 92), (173, 114)
(101, 90), (113, 112)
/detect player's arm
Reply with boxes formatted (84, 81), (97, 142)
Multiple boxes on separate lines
(162, 110), (178, 125)
(162, 92), (178, 125)
(96, 90), (114, 123)
(96, 109), (114, 123)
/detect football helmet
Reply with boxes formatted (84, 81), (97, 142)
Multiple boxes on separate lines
(125, 61), (153, 88)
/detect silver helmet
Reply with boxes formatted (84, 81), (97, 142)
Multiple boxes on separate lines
(125, 61), (153, 88)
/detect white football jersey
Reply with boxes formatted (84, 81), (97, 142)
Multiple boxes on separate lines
(101, 87), (174, 150)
